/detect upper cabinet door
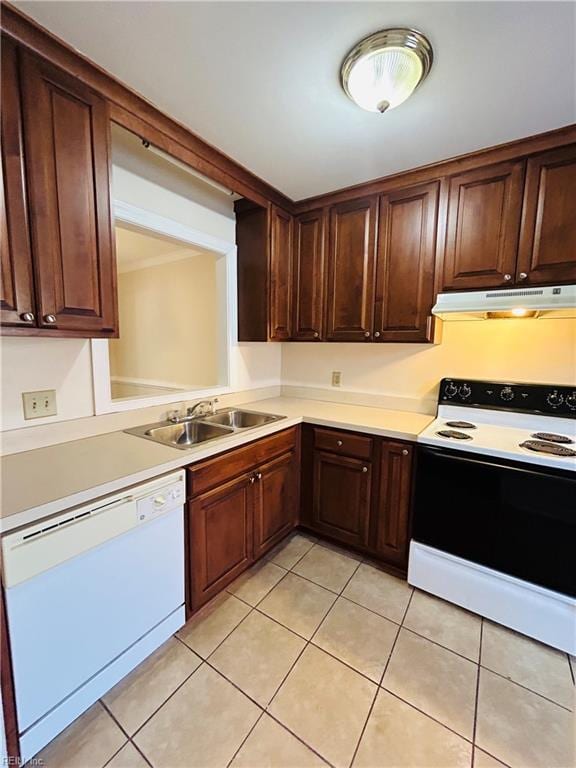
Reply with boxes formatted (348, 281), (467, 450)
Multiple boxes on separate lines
(292, 208), (326, 341)
(20, 51), (117, 335)
(269, 206), (293, 340)
(375, 181), (438, 342)
(441, 160), (524, 291)
(326, 196), (378, 341)
(516, 146), (576, 286)
(1, 39), (35, 328)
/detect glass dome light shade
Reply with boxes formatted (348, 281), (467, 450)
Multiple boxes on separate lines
(341, 29), (433, 113)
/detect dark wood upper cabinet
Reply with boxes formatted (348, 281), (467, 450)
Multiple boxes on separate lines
(19, 51), (117, 334)
(326, 196), (378, 341)
(291, 208), (326, 341)
(252, 450), (298, 559)
(0, 39), (35, 328)
(312, 450), (371, 548)
(269, 206), (293, 340)
(517, 145), (576, 285)
(375, 182), (438, 342)
(440, 160), (525, 291)
(235, 200), (293, 341)
(373, 441), (413, 569)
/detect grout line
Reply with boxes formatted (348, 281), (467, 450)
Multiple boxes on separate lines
(399, 624), (481, 665)
(204, 659), (267, 712)
(100, 739), (131, 768)
(470, 619), (484, 768)
(476, 664), (574, 713)
(225, 710), (266, 768)
(264, 710), (336, 768)
(128, 739), (155, 768)
(568, 654), (575, 685)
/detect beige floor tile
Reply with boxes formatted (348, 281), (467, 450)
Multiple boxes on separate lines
(230, 714), (327, 767)
(134, 664), (260, 768)
(258, 572), (337, 639)
(316, 539), (363, 562)
(403, 590), (482, 661)
(382, 628), (477, 739)
(313, 596), (399, 681)
(106, 743), (149, 768)
(210, 610), (306, 705)
(292, 544), (359, 592)
(269, 644), (376, 768)
(35, 702), (126, 768)
(473, 748), (509, 768)
(102, 637), (201, 734)
(177, 592), (251, 658)
(481, 621), (575, 709)
(476, 668), (575, 768)
(342, 563), (412, 623)
(354, 690), (472, 768)
(228, 560), (287, 605)
(267, 533), (317, 569)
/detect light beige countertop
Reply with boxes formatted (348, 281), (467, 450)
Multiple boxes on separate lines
(1, 397), (433, 533)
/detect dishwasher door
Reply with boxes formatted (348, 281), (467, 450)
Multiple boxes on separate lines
(2, 472), (185, 738)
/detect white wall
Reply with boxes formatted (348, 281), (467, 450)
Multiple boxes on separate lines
(0, 128), (281, 434)
(281, 320), (576, 406)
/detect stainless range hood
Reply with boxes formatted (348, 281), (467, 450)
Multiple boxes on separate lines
(432, 284), (576, 321)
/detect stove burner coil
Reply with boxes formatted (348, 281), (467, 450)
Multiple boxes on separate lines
(436, 430), (473, 440)
(445, 421), (477, 429)
(530, 432), (574, 445)
(520, 440), (576, 457)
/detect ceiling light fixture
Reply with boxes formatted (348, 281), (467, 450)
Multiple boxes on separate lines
(341, 28), (433, 113)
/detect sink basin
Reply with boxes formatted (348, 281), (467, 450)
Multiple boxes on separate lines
(125, 408), (285, 449)
(201, 409), (281, 429)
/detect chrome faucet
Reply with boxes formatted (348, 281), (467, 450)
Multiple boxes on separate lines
(187, 399), (218, 418)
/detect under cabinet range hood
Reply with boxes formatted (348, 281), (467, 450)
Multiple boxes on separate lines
(432, 284), (576, 321)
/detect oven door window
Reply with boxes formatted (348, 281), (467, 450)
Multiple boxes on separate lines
(412, 447), (576, 597)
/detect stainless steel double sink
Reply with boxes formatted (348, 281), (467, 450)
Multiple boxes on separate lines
(125, 408), (285, 450)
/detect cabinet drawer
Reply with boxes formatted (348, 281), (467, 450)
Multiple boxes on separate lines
(313, 428), (373, 460)
(187, 426), (298, 497)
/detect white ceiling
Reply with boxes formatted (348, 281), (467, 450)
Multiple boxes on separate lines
(115, 224), (208, 273)
(15, 1), (576, 200)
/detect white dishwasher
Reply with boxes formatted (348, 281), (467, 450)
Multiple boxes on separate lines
(2, 470), (186, 762)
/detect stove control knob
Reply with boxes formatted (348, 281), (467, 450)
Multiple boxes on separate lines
(566, 392), (576, 410)
(500, 386), (515, 402)
(459, 384), (472, 399)
(547, 390), (564, 408)
(444, 382), (458, 398)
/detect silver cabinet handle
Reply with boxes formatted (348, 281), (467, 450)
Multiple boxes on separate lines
(336, 440), (343, 447)
(249, 475), (256, 485)
(362, 466), (368, 473)
(43, 314), (57, 324)
(20, 312), (35, 322)
(402, 449), (409, 456)
(503, 274), (512, 281)
(313, 332), (319, 338)
(364, 331), (371, 338)
(255, 472), (262, 481)
(518, 272), (528, 281)
(374, 331), (381, 338)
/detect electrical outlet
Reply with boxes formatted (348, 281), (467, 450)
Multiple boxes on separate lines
(331, 371), (342, 387)
(22, 390), (57, 420)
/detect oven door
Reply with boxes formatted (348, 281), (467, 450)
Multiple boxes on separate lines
(412, 446), (576, 597)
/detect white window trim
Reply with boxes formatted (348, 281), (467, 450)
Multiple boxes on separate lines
(91, 200), (237, 415)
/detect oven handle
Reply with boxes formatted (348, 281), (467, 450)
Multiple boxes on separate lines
(417, 445), (576, 481)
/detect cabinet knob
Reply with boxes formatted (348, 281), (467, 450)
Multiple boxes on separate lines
(249, 475), (256, 485)
(503, 274), (512, 282)
(20, 312), (35, 322)
(362, 466), (368, 473)
(402, 449), (409, 456)
(336, 440), (343, 447)
(255, 472), (262, 481)
(518, 272), (528, 281)
(43, 314), (57, 324)
(313, 332), (319, 339)
(364, 331), (371, 338)
(374, 331), (381, 338)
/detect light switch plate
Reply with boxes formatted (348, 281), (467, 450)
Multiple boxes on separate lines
(331, 371), (342, 387)
(22, 390), (57, 419)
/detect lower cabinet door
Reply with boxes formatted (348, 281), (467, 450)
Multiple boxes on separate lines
(312, 451), (371, 548)
(374, 441), (414, 568)
(189, 474), (253, 610)
(253, 450), (298, 559)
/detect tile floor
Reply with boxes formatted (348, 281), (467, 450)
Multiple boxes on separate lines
(36, 534), (575, 768)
